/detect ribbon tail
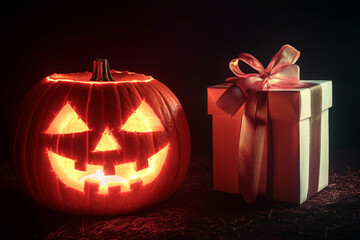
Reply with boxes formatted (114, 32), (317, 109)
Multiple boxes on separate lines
(216, 83), (247, 117)
(238, 92), (268, 203)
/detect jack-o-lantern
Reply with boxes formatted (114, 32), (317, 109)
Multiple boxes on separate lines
(13, 59), (190, 215)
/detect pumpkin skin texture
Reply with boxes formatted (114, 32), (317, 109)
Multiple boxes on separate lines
(13, 61), (190, 215)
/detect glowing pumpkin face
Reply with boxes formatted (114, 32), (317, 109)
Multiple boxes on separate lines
(47, 101), (169, 194)
(13, 59), (190, 215)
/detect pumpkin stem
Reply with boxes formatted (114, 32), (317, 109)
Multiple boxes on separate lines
(90, 59), (114, 81)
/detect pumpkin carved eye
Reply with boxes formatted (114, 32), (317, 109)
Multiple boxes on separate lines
(46, 103), (89, 134)
(121, 101), (164, 132)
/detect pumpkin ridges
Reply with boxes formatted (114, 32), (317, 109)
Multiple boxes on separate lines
(125, 84), (143, 169)
(114, 82), (173, 212)
(118, 83), (150, 211)
(56, 81), (87, 213)
(150, 80), (190, 195)
(97, 90), (112, 215)
(132, 83), (163, 209)
(115, 83), (164, 213)
(60, 82), (98, 214)
(118, 84), (138, 172)
(131, 81), (181, 208)
(84, 82), (93, 213)
(131, 83), (157, 170)
(23, 82), (55, 206)
(29, 82), (66, 209)
(13, 80), (54, 204)
(147, 82), (182, 197)
(44, 83), (66, 211)
(116, 84), (128, 167)
(40, 80), (61, 211)
(86, 84), (112, 214)
(160, 81), (186, 201)
(12, 82), (38, 196)
(45, 82), (83, 212)
(99, 84), (107, 214)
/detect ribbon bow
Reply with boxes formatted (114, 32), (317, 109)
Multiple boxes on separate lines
(217, 44), (301, 116)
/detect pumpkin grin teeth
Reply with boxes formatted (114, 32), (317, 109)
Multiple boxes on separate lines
(48, 145), (169, 194)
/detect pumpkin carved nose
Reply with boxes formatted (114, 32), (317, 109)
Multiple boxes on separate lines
(93, 128), (121, 152)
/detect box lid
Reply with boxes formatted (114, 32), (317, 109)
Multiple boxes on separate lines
(208, 80), (332, 120)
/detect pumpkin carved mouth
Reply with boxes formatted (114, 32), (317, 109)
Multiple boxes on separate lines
(48, 145), (168, 194)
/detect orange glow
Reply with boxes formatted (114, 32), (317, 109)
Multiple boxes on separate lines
(79, 169), (127, 194)
(121, 101), (164, 132)
(46, 70), (153, 84)
(93, 128), (121, 152)
(46, 103), (89, 134)
(48, 145), (169, 194)
(46, 77), (153, 84)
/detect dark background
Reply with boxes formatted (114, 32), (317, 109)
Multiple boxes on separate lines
(1, 0), (359, 164)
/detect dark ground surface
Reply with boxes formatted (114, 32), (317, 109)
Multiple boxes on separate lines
(1, 150), (360, 240)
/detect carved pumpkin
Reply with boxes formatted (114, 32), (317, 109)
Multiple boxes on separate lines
(13, 59), (190, 215)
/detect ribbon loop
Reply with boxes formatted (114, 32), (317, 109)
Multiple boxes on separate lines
(266, 44), (301, 74)
(230, 53), (266, 76)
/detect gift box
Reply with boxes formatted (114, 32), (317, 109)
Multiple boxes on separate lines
(207, 45), (333, 204)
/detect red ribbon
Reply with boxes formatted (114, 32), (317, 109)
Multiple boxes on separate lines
(216, 45), (301, 203)
(217, 44), (300, 117)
